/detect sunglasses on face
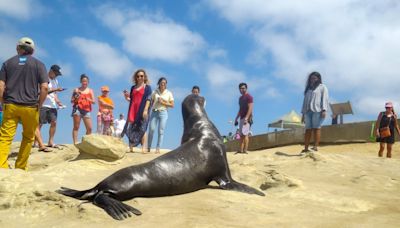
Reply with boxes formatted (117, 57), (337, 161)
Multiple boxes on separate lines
(136, 74), (145, 78)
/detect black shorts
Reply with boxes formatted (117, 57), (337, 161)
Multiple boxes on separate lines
(39, 107), (58, 124)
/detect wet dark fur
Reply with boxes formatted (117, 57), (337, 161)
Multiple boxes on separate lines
(57, 94), (264, 220)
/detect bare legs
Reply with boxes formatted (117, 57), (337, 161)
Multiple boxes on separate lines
(240, 135), (249, 153)
(48, 121), (57, 146)
(128, 133), (147, 153)
(141, 133), (147, 154)
(304, 129), (312, 151)
(72, 115), (92, 144)
(304, 128), (321, 151)
(379, 143), (393, 158)
(34, 124), (46, 149)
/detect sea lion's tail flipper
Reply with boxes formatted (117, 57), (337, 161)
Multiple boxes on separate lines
(219, 181), (265, 196)
(57, 187), (97, 200)
(93, 193), (142, 220)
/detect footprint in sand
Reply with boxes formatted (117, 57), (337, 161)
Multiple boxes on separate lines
(258, 170), (302, 190)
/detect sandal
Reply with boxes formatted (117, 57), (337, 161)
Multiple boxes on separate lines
(38, 147), (52, 153)
(47, 144), (63, 150)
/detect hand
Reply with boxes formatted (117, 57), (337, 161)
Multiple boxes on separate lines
(234, 120), (238, 126)
(301, 115), (305, 123)
(123, 90), (129, 98)
(244, 118), (248, 124)
(143, 111), (148, 120)
(321, 111), (326, 118)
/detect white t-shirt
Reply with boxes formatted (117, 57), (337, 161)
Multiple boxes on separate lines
(114, 119), (126, 132)
(151, 89), (174, 111)
(43, 78), (59, 108)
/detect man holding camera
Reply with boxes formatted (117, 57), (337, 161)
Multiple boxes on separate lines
(34, 64), (64, 151)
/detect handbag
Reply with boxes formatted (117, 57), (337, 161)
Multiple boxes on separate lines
(379, 126), (391, 138)
(379, 116), (391, 138)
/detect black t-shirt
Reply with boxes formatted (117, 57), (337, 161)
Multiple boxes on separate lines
(0, 55), (48, 106)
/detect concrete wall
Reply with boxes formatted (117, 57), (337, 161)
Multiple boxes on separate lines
(225, 120), (395, 152)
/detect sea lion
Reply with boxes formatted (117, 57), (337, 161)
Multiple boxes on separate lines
(57, 94), (265, 220)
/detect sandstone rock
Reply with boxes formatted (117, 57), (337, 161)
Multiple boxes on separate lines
(76, 135), (128, 160)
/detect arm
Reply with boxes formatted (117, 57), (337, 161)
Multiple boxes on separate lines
(321, 85), (329, 118)
(234, 111), (240, 126)
(161, 92), (174, 108)
(71, 88), (79, 104)
(374, 112), (383, 137)
(244, 103), (254, 124)
(393, 114), (400, 135)
(89, 89), (95, 104)
(54, 93), (63, 106)
(99, 99), (114, 109)
(143, 100), (150, 120)
(160, 98), (174, 108)
(123, 90), (130, 101)
(38, 82), (49, 108)
(0, 80), (4, 104)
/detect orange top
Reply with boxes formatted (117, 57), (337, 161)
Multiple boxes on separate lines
(98, 96), (114, 113)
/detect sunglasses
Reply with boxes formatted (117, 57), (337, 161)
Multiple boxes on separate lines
(136, 74), (145, 78)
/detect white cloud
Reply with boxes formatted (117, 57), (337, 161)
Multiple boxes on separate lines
(168, 86), (191, 102)
(94, 5), (206, 63)
(0, 0), (45, 20)
(67, 37), (134, 80)
(208, 48), (227, 60)
(0, 28), (47, 61)
(205, 0), (400, 118)
(0, 33), (17, 62)
(206, 63), (276, 102)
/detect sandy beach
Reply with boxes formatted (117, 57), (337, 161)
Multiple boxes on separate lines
(0, 142), (399, 228)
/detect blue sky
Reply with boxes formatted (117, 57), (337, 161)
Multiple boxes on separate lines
(1, 0), (400, 149)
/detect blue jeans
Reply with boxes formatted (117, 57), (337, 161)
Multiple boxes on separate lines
(148, 110), (168, 149)
(304, 111), (325, 129)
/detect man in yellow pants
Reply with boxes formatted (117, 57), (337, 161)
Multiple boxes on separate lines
(0, 37), (48, 170)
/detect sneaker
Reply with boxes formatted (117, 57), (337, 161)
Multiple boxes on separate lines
(301, 149), (311, 154)
(311, 147), (318, 152)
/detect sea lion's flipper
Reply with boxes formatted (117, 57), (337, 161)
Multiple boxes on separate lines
(219, 180), (265, 196)
(93, 193), (142, 220)
(57, 187), (96, 200)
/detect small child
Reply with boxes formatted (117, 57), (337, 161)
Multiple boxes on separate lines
(101, 109), (114, 136)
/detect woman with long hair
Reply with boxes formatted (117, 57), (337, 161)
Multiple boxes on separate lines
(147, 77), (174, 153)
(71, 74), (95, 144)
(301, 72), (329, 153)
(374, 102), (400, 158)
(122, 69), (152, 153)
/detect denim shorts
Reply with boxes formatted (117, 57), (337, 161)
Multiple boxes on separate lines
(304, 111), (325, 129)
(72, 107), (91, 118)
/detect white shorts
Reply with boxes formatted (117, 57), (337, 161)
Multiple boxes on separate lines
(239, 118), (251, 136)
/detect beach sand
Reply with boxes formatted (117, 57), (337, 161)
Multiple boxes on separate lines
(0, 142), (399, 228)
